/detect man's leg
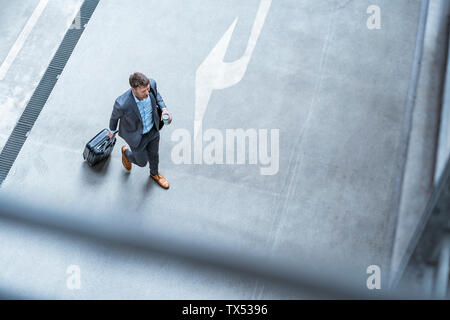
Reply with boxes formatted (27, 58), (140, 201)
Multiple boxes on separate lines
(146, 133), (160, 176)
(125, 148), (148, 167)
(148, 133), (169, 189)
(121, 131), (153, 171)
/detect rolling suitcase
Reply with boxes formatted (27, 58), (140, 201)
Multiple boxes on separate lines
(83, 129), (116, 166)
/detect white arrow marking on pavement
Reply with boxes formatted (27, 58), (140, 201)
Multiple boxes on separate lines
(194, 0), (272, 163)
(0, 0), (49, 81)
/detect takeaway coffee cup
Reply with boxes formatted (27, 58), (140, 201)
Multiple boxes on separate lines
(162, 113), (170, 125)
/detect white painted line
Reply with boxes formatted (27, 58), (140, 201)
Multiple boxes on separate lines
(0, 0), (49, 81)
(193, 0), (272, 163)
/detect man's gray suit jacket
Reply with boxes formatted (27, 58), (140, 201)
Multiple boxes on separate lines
(109, 78), (167, 149)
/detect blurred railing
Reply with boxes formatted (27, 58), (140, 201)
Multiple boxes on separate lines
(393, 0), (450, 298)
(0, 193), (420, 299)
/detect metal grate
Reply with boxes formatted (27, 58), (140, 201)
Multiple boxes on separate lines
(0, 0), (100, 186)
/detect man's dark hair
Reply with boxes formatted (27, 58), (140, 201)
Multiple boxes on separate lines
(129, 72), (150, 88)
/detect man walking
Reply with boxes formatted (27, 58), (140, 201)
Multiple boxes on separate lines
(108, 72), (172, 189)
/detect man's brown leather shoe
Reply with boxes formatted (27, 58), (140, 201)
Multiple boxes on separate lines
(150, 172), (169, 189)
(121, 146), (132, 171)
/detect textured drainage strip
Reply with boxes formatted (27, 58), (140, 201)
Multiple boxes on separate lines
(0, 0), (100, 186)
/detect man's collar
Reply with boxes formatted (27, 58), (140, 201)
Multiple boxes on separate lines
(131, 90), (140, 103)
(131, 90), (150, 103)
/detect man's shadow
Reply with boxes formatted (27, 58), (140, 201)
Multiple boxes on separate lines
(81, 155), (109, 184)
(81, 155), (118, 184)
(82, 152), (136, 186)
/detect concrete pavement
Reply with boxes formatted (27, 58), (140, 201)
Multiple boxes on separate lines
(0, 0), (83, 150)
(0, 0), (427, 298)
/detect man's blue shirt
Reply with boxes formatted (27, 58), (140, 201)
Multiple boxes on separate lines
(132, 91), (154, 134)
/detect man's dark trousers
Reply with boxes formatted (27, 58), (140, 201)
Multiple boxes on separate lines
(124, 123), (160, 175)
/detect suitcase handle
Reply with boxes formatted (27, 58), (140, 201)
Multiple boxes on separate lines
(97, 138), (112, 150)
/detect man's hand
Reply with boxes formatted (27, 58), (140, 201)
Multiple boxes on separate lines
(107, 132), (117, 139)
(162, 109), (172, 124)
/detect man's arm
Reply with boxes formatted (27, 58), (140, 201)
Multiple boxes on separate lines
(109, 99), (123, 131)
(108, 100), (123, 138)
(153, 81), (167, 110)
(150, 78), (172, 124)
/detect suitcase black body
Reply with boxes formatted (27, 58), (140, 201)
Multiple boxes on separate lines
(83, 129), (116, 166)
